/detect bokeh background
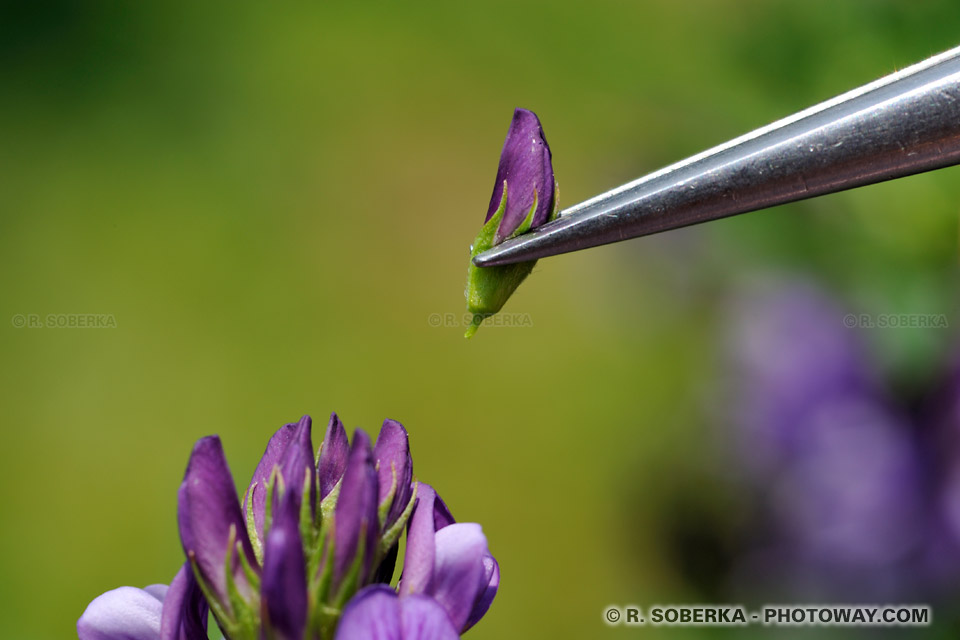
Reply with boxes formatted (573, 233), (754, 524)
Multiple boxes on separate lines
(2, 1), (960, 638)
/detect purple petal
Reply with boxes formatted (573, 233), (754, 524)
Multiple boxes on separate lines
(177, 436), (258, 608)
(463, 554), (499, 631)
(262, 491), (308, 640)
(428, 523), (488, 632)
(431, 492), (455, 531)
(334, 585), (401, 640)
(333, 429), (379, 591)
(485, 108), (555, 243)
(401, 484), (438, 595)
(399, 595), (460, 640)
(142, 585), (168, 601)
(78, 586), (164, 640)
(401, 484), (458, 596)
(160, 564), (209, 640)
(244, 422), (298, 549)
(373, 419), (414, 528)
(318, 412), (349, 500)
(278, 415), (317, 515)
(335, 586), (459, 640)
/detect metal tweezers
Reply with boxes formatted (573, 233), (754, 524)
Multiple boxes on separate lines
(473, 45), (960, 267)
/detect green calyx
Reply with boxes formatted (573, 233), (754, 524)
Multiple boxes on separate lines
(464, 181), (558, 338)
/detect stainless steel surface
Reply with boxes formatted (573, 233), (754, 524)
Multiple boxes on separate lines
(473, 45), (960, 267)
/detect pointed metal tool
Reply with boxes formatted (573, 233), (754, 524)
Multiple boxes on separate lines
(473, 45), (960, 267)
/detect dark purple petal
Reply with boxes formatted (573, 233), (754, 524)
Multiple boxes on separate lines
(373, 542), (400, 585)
(278, 415), (316, 515)
(318, 412), (349, 500)
(244, 422), (298, 549)
(334, 585), (401, 640)
(463, 554), (499, 631)
(78, 586), (164, 640)
(373, 419), (414, 529)
(160, 564), (209, 640)
(177, 436), (259, 607)
(431, 492), (455, 531)
(333, 429), (379, 591)
(399, 595), (460, 640)
(262, 491), (308, 640)
(428, 523), (488, 632)
(485, 108), (555, 244)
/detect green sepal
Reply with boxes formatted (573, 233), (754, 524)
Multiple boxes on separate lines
(379, 481), (417, 557)
(243, 485), (264, 566)
(549, 180), (560, 222)
(464, 180), (547, 338)
(262, 466), (283, 544)
(187, 552), (233, 632)
(505, 188), (538, 240)
(307, 526), (336, 639)
(331, 523), (369, 610)
(299, 467), (316, 552)
(222, 525), (260, 640)
(307, 479), (341, 584)
(377, 462), (398, 529)
(319, 478), (341, 523)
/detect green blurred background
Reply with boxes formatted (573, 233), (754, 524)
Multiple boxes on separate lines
(2, 1), (959, 638)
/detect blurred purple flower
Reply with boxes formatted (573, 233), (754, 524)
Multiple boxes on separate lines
(721, 280), (960, 601)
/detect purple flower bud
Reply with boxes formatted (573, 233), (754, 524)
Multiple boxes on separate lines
(177, 436), (259, 612)
(332, 428), (379, 592)
(486, 108), (555, 245)
(335, 585), (458, 640)
(373, 419), (414, 530)
(244, 422), (297, 549)
(318, 412), (350, 501)
(401, 484), (498, 632)
(464, 108), (558, 337)
(261, 490), (308, 640)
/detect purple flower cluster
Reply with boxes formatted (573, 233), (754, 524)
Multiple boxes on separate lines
(78, 414), (498, 639)
(724, 281), (960, 600)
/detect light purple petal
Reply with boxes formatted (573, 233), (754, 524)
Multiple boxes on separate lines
(401, 484), (459, 597)
(333, 429), (379, 591)
(428, 523), (488, 632)
(78, 586), (164, 640)
(373, 419), (414, 529)
(142, 585), (168, 601)
(399, 595), (460, 640)
(318, 412), (349, 500)
(485, 108), (555, 243)
(334, 585), (402, 640)
(244, 422), (298, 549)
(401, 483), (438, 595)
(262, 491), (308, 640)
(463, 554), (499, 631)
(159, 564), (208, 640)
(177, 436), (259, 608)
